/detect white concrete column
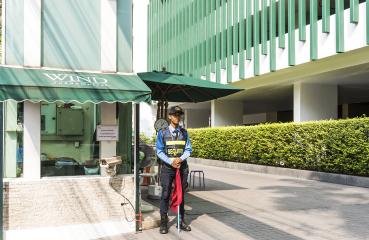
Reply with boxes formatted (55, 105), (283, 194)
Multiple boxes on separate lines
(132, 0), (149, 72)
(294, 83), (338, 122)
(24, 0), (41, 67)
(23, 101), (41, 179)
(100, 103), (117, 158)
(101, 0), (117, 72)
(211, 100), (243, 127)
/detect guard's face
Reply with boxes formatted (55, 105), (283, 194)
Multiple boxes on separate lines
(169, 113), (181, 125)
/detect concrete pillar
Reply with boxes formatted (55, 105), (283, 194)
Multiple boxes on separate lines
(100, 103), (117, 159)
(294, 83), (338, 122)
(23, 101), (41, 179)
(211, 100), (243, 127)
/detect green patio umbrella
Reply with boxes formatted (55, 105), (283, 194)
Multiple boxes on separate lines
(137, 71), (243, 103)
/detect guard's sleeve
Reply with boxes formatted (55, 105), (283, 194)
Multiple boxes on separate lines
(180, 131), (192, 161)
(156, 130), (172, 165)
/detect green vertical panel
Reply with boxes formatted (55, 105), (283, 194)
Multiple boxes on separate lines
(147, 4), (150, 70)
(261, 0), (268, 55)
(196, 0), (201, 76)
(227, 0), (233, 82)
(221, 0), (227, 68)
(188, 2), (191, 74)
(233, 0), (239, 64)
(310, 0), (318, 60)
(181, 2), (185, 73)
(206, 0), (211, 80)
(5, 0), (24, 65)
(322, 0), (330, 33)
(202, 0), (207, 75)
(336, 0), (344, 53)
(298, 0), (306, 41)
(254, 0), (260, 76)
(239, 0), (245, 78)
(367, 0), (369, 45)
(270, 0), (276, 72)
(43, 0), (101, 70)
(164, 1), (168, 70)
(118, 103), (132, 174)
(159, 0), (163, 70)
(288, 0), (295, 66)
(246, 0), (252, 60)
(191, 2), (195, 75)
(350, 0), (359, 24)
(151, 0), (157, 70)
(278, 0), (286, 48)
(157, 0), (161, 70)
(185, 3), (189, 74)
(216, 0), (221, 82)
(171, 0), (175, 72)
(211, 0), (216, 73)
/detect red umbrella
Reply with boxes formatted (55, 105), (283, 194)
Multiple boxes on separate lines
(170, 168), (183, 213)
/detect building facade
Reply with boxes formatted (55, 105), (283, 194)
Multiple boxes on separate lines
(148, 0), (369, 127)
(1, 0), (151, 239)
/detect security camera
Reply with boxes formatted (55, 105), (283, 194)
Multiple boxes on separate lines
(100, 156), (122, 176)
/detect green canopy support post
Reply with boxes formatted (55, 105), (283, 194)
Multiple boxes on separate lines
(134, 103), (141, 233)
(0, 102), (3, 240)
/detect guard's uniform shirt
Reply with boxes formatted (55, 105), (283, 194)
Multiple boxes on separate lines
(156, 125), (192, 165)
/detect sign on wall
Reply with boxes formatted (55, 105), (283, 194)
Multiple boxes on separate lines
(96, 125), (119, 141)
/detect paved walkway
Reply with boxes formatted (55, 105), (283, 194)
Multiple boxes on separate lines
(107, 163), (369, 240)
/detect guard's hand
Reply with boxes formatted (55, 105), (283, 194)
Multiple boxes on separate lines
(171, 158), (182, 168)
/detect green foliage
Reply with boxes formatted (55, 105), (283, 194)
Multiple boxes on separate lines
(188, 118), (369, 177)
(139, 132), (156, 145)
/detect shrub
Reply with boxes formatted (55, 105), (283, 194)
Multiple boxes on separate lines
(188, 118), (369, 177)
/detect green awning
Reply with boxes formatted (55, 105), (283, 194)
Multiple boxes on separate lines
(0, 66), (151, 103)
(137, 71), (243, 102)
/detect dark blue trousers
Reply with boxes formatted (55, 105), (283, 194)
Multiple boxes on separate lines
(160, 161), (189, 217)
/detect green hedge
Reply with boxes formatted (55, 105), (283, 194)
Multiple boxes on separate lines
(188, 118), (369, 177)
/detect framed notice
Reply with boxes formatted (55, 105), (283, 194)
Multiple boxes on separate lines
(96, 125), (119, 141)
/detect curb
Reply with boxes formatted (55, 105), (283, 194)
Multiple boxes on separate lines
(189, 157), (369, 188)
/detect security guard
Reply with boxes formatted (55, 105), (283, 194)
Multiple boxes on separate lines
(156, 106), (192, 234)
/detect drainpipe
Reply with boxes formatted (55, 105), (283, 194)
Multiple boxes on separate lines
(134, 103), (142, 232)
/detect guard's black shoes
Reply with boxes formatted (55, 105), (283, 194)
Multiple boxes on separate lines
(176, 219), (191, 232)
(159, 215), (169, 234)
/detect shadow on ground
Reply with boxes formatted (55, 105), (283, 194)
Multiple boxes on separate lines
(142, 177), (304, 240)
(259, 178), (369, 239)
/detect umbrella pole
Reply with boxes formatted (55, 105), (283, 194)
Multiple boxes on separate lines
(164, 101), (168, 118)
(177, 205), (180, 238)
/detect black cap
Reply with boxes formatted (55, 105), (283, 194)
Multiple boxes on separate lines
(168, 106), (184, 115)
